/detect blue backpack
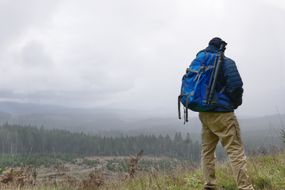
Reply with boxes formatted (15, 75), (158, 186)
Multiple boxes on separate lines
(178, 50), (231, 123)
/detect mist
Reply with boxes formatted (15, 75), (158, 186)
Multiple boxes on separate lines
(0, 0), (284, 119)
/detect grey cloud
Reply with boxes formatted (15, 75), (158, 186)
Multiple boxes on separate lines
(21, 41), (52, 67)
(0, 0), (60, 52)
(0, 88), (119, 107)
(0, 0), (284, 116)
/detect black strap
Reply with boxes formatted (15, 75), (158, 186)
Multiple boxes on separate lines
(178, 95), (188, 124)
(183, 107), (189, 124)
(185, 94), (191, 124)
(185, 107), (188, 123)
(178, 95), (182, 119)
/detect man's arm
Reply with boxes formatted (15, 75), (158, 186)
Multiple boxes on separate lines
(223, 58), (244, 109)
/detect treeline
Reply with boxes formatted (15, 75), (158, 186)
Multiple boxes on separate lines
(0, 124), (201, 161)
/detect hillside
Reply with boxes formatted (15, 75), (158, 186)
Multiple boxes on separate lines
(103, 153), (285, 190)
(0, 153), (284, 190)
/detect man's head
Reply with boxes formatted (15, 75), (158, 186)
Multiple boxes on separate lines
(209, 37), (227, 49)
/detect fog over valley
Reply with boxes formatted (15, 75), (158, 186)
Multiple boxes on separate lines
(0, 0), (285, 121)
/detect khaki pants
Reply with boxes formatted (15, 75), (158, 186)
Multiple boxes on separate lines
(199, 112), (254, 190)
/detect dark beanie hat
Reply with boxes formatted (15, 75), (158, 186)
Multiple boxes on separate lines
(209, 37), (227, 48)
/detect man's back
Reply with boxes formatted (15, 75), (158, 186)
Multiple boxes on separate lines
(199, 44), (244, 111)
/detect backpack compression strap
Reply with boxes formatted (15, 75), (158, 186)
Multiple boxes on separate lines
(178, 95), (182, 120)
(178, 94), (189, 124)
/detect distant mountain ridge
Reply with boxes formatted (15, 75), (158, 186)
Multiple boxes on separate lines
(0, 101), (284, 137)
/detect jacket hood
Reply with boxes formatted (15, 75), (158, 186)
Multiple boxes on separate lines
(196, 45), (219, 56)
(205, 45), (219, 53)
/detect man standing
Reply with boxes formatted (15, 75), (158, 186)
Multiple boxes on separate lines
(198, 38), (254, 190)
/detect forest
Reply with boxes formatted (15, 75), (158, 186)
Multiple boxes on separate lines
(0, 124), (201, 161)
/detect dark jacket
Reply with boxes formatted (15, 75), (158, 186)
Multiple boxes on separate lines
(203, 45), (244, 111)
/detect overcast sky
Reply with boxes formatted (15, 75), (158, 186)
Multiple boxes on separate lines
(0, 0), (284, 117)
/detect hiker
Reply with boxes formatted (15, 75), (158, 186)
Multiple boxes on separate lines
(179, 37), (254, 190)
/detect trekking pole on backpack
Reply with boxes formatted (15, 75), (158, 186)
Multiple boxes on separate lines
(206, 42), (227, 104)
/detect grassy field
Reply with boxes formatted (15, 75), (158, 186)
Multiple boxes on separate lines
(0, 153), (284, 190)
(99, 153), (285, 190)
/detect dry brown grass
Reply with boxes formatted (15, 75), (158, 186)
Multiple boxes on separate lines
(128, 150), (143, 178)
(0, 150), (146, 190)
